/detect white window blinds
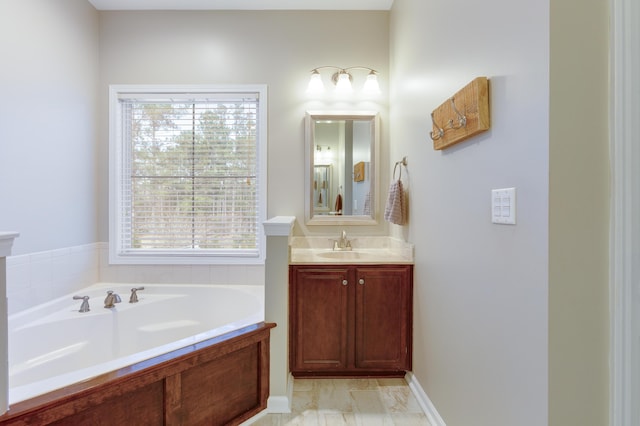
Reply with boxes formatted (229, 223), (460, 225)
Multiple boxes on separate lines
(110, 86), (266, 264)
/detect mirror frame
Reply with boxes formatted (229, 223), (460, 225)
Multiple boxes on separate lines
(304, 110), (380, 226)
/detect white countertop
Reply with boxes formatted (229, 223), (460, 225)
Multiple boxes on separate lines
(289, 236), (414, 265)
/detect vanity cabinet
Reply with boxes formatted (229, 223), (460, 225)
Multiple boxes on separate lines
(289, 264), (413, 377)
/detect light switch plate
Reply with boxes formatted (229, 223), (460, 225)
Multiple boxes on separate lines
(491, 188), (516, 225)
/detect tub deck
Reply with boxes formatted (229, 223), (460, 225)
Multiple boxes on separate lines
(0, 322), (275, 426)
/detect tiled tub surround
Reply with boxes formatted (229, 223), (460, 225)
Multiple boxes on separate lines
(6, 242), (264, 314)
(289, 236), (414, 264)
(6, 244), (99, 315)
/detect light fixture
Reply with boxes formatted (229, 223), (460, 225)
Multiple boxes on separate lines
(307, 66), (380, 95)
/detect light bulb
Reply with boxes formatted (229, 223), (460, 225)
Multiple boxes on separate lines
(362, 71), (381, 95)
(307, 70), (325, 94)
(335, 71), (353, 93)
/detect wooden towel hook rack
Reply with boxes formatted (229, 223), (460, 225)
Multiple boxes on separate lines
(430, 76), (490, 150)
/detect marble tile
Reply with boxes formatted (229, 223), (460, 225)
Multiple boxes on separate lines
(389, 413), (432, 426)
(249, 414), (278, 426)
(291, 390), (320, 414)
(376, 380), (424, 414)
(291, 378), (317, 392)
(321, 413), (358, 425)
(251, 378), (430, 426)
(350, 390), (387, 414)
(318, 386), (353, 413)
(281, 412), (321, 425)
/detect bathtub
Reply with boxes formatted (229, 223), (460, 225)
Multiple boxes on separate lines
(7, 283), (265, 405)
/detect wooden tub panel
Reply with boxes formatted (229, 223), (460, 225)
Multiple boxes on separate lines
(0, 322), (275, 426)
(49, 381), (164, 426)
(181, 344), (259, 425)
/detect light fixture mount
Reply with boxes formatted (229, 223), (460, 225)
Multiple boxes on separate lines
(331, 70), (353, 85)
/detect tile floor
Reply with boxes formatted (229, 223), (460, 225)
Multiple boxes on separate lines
(250, 378), (431, 425)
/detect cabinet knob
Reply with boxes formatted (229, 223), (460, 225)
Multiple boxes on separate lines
(342, 280), (348, 286)
(358, 278), (365, 285)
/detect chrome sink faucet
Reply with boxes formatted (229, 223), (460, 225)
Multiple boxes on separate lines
(104, 290), (122, 308)
(333, 230), (353, 251)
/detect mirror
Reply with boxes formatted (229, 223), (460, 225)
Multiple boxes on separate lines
(305, 111), (379, 225)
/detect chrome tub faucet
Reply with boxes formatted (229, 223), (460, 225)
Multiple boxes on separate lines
(104, 290), (122, 308)
(73, 295), (90, 313)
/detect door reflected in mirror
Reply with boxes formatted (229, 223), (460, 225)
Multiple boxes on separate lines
(305, 111), (379, 225)
(313, 164), (331, 213)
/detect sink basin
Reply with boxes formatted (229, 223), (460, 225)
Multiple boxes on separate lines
(293, 248), (410, 263)
(316, 251), (363, 260)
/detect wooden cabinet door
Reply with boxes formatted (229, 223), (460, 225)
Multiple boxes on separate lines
(290, 267), (351, 372)
(354, 266), (413, 371)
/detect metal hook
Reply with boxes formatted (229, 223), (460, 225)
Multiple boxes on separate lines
(393, 157), (407, 180)
(449, 97), (467, 129)
(429, 113), (445, 140)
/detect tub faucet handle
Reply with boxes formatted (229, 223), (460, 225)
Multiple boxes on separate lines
(104, 290), (121, 308)
(129, 287), (145, 303)
(73, 295), (90, 313)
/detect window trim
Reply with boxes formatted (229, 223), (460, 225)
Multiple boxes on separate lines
(108, 84), (267, 265)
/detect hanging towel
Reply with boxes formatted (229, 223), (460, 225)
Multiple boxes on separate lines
(384, 179), (406, 225)
(363, 191), (371, 216)
(334, 193), (343, 213)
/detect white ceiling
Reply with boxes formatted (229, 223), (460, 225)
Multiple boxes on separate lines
(88, 0), (393, 11)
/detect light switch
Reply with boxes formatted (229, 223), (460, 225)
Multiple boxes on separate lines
(491, 188), (516, 225)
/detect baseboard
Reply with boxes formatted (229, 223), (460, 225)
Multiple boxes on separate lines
(266, 396), (291, 413)
(405, 371), (446, 426)
(267, 373), (293, 413)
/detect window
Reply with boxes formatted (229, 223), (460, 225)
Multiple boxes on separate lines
(109, 85), (267, 264)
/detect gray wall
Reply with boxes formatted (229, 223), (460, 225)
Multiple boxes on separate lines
(390, 0), (609, 424)
(0, 0), (99, 255)
(390, 0), (549, 423)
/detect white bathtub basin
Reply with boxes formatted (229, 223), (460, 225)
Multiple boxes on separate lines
(8, 283), (264, 404)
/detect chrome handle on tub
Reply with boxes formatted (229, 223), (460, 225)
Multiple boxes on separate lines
(129, 287), (145, 303)
(342, 279), (348, 286)
(73, 295), (90, 313)
(358, 278), (365, 285)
